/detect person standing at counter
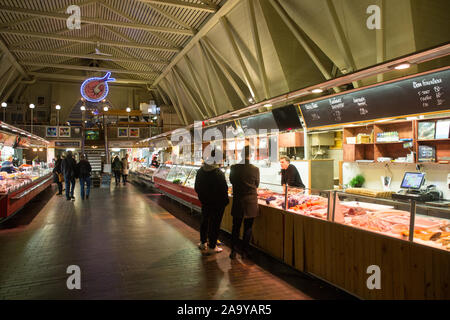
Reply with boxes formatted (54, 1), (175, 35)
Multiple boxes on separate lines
(229, 146), (260, 260)
(280, 156), (305, 191)
(61, 151), (77, 201)
(1, 156), (17, 174)
(194, 149), (229, 255)
(53, 154), (63, 196)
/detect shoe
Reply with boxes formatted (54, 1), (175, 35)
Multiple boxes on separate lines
(80, 196), (84, 200)
(198, 242), (207, 250)
(56, 192), (62, 196)
(229, 251), (237, 259)
(204, 247), (223, 255)
(66, 198), (71, 201)
(242, 251), (252, 260)
(86, 195), (89, 200)
(71, 196), (75, 201)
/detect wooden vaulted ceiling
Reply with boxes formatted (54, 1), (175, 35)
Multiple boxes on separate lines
(0, 0), (224, 95)
(0, 0), (449, 125)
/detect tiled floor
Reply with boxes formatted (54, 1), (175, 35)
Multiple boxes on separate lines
(0, 183), (354, 300)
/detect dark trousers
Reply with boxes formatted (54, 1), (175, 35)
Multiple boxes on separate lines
(200, 205), (225, 249)
(56, 181), (62, 194)
(122, 174), (128, 183)
(231, 217), (255, 253)
(65, 177), (75, 199)
(79, 176), (91, 198)
(114, 171), (121, 184)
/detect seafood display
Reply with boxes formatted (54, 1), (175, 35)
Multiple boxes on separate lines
(0, 168), (52, 194)
(339, 201), (450, 251)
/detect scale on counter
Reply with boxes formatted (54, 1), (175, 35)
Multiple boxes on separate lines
(392, 172), (443, 202)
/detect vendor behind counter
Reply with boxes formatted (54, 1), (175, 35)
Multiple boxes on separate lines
(280, 156), (305, 189)
(1, 157), (17, 174)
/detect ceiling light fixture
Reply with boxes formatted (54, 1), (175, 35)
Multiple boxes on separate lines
(311, 89), (323, 94)
(394, 63), (411, 70)
(55, 105), (61, 110)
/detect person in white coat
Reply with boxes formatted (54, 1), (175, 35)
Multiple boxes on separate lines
(121, 154), (129, 185)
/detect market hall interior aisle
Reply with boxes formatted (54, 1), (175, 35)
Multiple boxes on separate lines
(0, 183), (315, 300)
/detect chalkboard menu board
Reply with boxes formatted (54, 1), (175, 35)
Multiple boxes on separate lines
(272, 104), (303, 131)
(239, 112), (278, 132)
(299, 68), (450, 128)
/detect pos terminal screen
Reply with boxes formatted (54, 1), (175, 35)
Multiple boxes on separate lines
(400, 172), (425, 189)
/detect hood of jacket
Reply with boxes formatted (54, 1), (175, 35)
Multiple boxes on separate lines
(202, 162), (219, 172)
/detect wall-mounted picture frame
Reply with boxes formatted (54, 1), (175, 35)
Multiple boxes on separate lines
(129, 128), (139, 138)
(118, 127), (128, 138)
(58, 126), (71, 138)
(46, 126), (57, 137)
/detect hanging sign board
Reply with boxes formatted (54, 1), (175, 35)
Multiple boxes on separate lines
(298, 68), (450, 129)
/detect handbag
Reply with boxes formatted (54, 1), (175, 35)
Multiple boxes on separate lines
(58, 173), (64, 183)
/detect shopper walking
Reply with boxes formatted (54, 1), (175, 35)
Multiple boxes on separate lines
(121, 154), (129, 185)
(112, 156), (123, 186)
(194, 150), (229, 255)
(53, 155), (63, 195)
(61, 151), (77, 201)
(77, 155), (92, 200)
(229, 146), (260, 260)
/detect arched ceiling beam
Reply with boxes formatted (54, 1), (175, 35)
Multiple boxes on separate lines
(0, 0), (97, 28)
(21, 62), (158, 77)
(184, 55), (214, 117)
(0, 36), (29, 79)
(0, 67), (16, 98)
(158, 82), (185, 126)
(13, 49), (168, 66)
(0, 6), (194, 36)
(220, 16), (259, 102)
(172, 66), (207, 119)
(28, 72), (151, 85)
(268, 0), (341, 93)
(247, 0), (270, 100)
(323, 0), (362, 88)
(165, 74), (188, 125)
(197, 44), (218, 115)
(137, 0), (218, 13)
(202, 38), (249, 107)
(98, 1), (182, 49)
(0, 30), (179, 53)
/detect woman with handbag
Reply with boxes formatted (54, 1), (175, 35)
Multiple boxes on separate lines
(53, 155), (63, 195)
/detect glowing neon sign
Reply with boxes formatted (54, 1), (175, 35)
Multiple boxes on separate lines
(80, 72), (115, 102)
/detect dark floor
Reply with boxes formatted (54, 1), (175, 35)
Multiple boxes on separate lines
(0, 183), (355, 300)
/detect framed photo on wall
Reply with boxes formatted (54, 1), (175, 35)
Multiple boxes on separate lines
(58, 126), (71, 138)
(129, 128), (139, 138)
(46, 126), (57, 137)
(118, 127), (128, 138)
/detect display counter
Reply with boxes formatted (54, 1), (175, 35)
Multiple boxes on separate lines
(147, 162), (449, 299)
(0, 167), (53, 221)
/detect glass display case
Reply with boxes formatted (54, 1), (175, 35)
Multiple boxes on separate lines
(153, 164), (173, 180)
(333, 191), (450, 251)
(184, 167), (199, 188)
(0, 166), (52, 194)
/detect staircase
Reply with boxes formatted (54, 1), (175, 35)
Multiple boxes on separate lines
(85, 150), (103, 172)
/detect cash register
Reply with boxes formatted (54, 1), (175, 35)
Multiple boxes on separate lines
(391, 172), (442, 202)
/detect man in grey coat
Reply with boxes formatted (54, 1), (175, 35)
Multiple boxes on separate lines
(229, 145), (260, 260)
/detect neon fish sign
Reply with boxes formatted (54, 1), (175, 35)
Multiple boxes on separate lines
(80, 72), (115, 102)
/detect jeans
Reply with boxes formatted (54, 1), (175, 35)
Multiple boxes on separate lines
(122, 174), (128, 184)
(114, 171), (121, 184)
(79, 176), (91, 199)
(231, 217), (255, 253)
(65, 177), (75, 199)
(200, 205), (225, 249)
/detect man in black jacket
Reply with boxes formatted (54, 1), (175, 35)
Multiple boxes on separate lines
(194, 150), (229, 255)
(77, 155), (92, 200)
(61, 151), (77, 201)
(280, 156), (305, 191)
(229, 146), (260, 260)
